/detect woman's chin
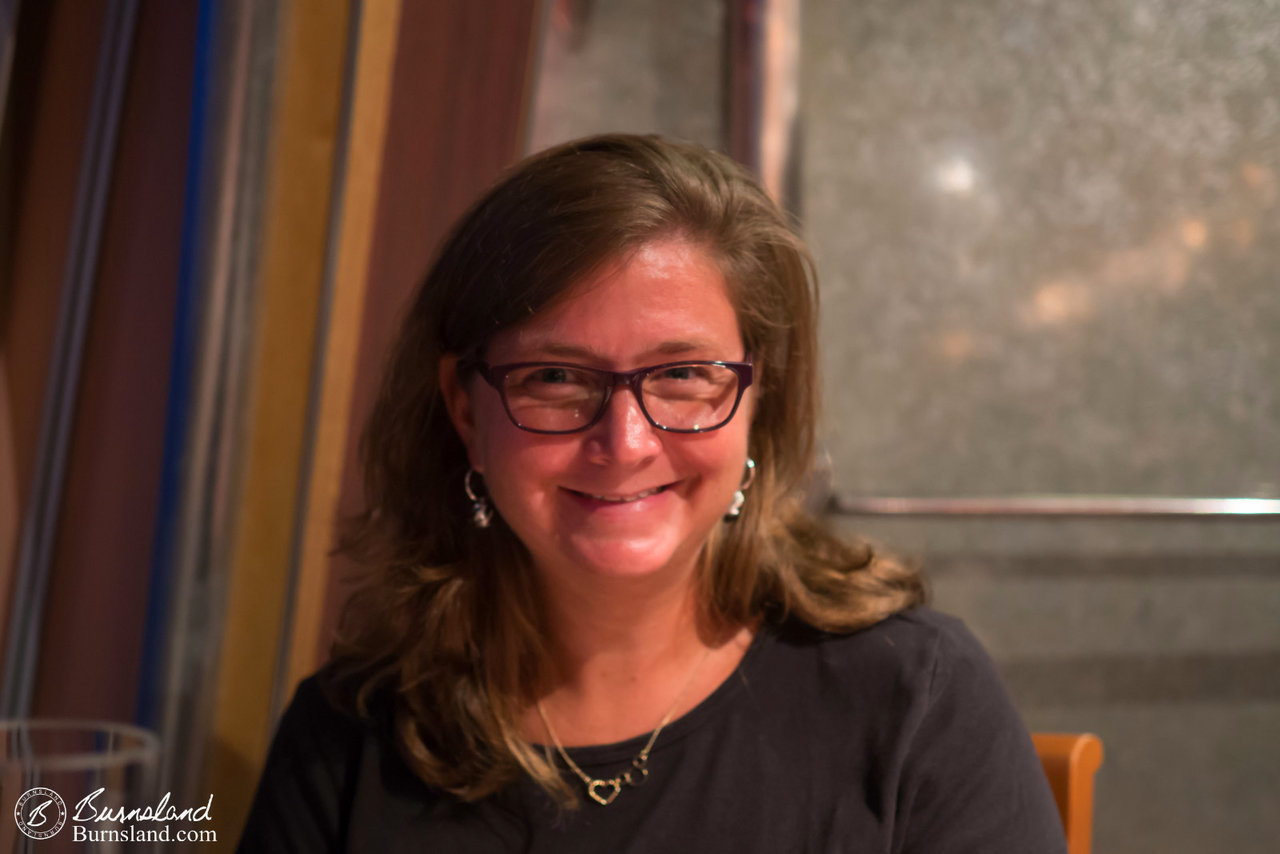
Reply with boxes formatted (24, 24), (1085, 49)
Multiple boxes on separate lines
(549, 534), (695, 584)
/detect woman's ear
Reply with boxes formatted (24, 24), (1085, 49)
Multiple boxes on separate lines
(438, 354), (481, 471)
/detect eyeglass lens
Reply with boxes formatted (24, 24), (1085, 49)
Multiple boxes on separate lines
(500, 364), (742, 432)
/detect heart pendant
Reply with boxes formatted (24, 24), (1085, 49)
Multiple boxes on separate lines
(587, 778), (621, 805)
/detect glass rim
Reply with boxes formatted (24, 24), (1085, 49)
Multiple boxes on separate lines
(0, 718), (160, 771)
(476, 358), (753, 435)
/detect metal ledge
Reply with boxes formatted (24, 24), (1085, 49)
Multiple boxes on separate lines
(827, 495), (1280, 518)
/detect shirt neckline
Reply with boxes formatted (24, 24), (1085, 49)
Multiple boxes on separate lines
(534, 623), (775, 770)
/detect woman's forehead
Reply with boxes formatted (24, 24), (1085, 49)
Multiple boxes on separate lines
(484, 239), (744, 365)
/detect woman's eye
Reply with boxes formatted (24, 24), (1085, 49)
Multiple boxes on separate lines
(510, 366), (595, 395)
(660, 366), (695, 380)
(533, 367), (570, 384)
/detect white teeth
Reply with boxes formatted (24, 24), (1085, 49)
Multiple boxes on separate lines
(585, 486), (664, 503)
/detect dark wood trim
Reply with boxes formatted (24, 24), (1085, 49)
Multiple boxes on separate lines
(318, 0), (544, 660)
(29, 0), (197, 719)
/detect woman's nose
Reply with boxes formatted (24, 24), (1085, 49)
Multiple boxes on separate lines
(586, 386), (663, 464)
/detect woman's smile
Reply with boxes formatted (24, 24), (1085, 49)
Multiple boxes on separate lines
(563, 482), (673, 504)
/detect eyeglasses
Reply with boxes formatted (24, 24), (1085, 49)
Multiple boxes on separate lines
(475, 360), (754, 434)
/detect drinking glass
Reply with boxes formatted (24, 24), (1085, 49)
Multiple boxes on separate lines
(1, 720), (160, 853)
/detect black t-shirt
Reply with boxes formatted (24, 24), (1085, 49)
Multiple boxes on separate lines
(237, 608), (1067, 853)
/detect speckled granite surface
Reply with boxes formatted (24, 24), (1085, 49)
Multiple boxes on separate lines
(803, 0), (1280, 500)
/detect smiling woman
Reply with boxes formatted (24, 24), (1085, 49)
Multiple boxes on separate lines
(236, 134), (1066, 852)
(440, 238), (753, 591)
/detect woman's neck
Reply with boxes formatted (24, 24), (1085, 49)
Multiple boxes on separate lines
(528, 562), (754, 746)
(543, 565), (705, 674)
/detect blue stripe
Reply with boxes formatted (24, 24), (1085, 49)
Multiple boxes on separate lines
(135, 0), (216, 729)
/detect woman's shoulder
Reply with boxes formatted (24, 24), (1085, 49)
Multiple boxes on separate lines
(754, 606), (1065, 850)
(771, 605), (986, 669)
(281, 663), (368, 724)
(237, 667), (380, 852)
(781, 613), (1066, 851)
(255, 665), (385, 785)
(759, 606), (1003, 714)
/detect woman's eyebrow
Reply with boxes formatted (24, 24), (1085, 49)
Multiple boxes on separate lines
(653, 339), (718, 355)
(525, 342), (603, 360)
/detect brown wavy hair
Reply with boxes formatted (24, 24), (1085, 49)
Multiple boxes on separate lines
(331, 134), (925, 806)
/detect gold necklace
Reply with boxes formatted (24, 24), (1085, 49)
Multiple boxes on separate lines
(536, 647), (712, 806)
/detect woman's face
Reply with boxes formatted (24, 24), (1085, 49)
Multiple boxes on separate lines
(442, 238), (753, 589)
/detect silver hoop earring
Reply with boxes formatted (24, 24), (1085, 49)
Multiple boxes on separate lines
(724, 457), (756, 521)
(464, 469), (493, 529)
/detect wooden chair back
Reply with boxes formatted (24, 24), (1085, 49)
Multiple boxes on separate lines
(1032, 732), (1105, 854)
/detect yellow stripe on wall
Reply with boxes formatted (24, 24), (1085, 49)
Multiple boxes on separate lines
(202, 0), (353, 841)
(283, 0), (403, 698)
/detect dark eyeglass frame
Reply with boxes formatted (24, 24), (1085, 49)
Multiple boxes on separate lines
(475, 359), (754, 435)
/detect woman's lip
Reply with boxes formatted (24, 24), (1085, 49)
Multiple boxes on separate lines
(562, 482), (677, 504)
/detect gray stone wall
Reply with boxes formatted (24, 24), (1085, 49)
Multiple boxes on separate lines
(802, 3), (1280, 849)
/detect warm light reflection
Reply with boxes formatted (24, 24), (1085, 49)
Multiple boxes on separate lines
(935, 329), (976, 363)
(1179, 218), (1208, 251)
(934, 154), (976, 195)
(1011, 154), (1277, 333)
(1095, 239), (1191, 295)
(1021, 220), (1205, 329)
(1023, 279), (1095, 327)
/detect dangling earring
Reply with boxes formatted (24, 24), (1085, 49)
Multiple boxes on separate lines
(724, 458), (756, 521)
(464, 469), (492, 528)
